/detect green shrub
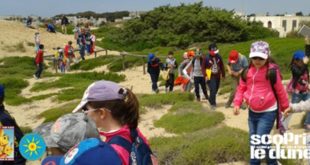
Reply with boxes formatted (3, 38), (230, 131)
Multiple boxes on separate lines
(155, 101), (224, 133)
(20, 126), (33, 134)
(0, 77), (30, 105)
(97, 3), (277, 51)
(138, 92), (194, 108)
(3, 42), (26, 52)
(39, 101), (79, 123)
(31, 72), (125, 102)
(150, 126), (249, 165)
(70, 55), (116, 71)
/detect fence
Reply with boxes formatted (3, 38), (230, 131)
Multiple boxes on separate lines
(44, 48), (167, 74)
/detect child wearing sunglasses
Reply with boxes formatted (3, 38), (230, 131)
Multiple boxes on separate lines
(233, 41), (289, 165)
(72, 80), (157, 165)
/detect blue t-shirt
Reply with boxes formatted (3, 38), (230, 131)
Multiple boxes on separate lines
(228, 54), (248, 72)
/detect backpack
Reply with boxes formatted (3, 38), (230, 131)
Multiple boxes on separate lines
(109, 129), (157, 165)
(241, 65), (285, 134)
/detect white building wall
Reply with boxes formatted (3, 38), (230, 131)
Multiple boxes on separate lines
(249, 16), (310, 37)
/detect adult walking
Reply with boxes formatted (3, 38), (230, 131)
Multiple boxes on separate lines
(225, 50), (248, 108)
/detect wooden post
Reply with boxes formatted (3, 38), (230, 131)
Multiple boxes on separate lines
(94, 51), (97, 58)
(142, 57), (146, 74)
(105, 49), (108, 56)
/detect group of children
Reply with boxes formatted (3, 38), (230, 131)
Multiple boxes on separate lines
(147, 43), (226, 110)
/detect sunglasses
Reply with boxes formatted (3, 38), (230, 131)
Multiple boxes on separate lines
(82, 107), (99, 113)
(251, 57), (265, 61)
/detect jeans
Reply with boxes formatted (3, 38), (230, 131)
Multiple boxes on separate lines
(194, 77), (208, 100)
(79, 45), (86, 60)
(149, 73), (159, 92)
(291, 92), (310, 125)
(165, 73), (175, 92)
(208, 77), (220, 106)
(35, 63), (43, 78)
(249, 110), (278, 165)
(226, 76), (239, 106)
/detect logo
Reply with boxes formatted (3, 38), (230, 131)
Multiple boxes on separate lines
(250, 133), (310, 159)
(19, 133), (46, 161)
(0, 126), (14, 161)
(64, 147), (79, 164)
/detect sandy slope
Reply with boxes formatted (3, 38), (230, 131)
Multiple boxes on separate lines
(0, 20), (75, 58)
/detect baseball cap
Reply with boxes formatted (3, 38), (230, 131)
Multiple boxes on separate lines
(293, 50), (305, 60)
(148, 53), (155, 61)
(41, 138), (122, 165)
(249, 41), (270, 59)
(229, 50), (239, 64)
(72, 80), (125, 113)
(208, 43), (217, 51)
(0, 84), (4, 98)
(33, 113), (99, 152)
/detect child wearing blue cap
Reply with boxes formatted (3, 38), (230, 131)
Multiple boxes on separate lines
(285, 50), (310, 130)
(147, 53), (161, 93)
(0, 85), (26, 165)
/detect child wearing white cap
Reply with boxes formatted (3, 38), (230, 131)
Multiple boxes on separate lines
(233, 41), (289, 165)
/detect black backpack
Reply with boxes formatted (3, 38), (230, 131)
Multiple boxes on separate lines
(109, 129), (156, 165)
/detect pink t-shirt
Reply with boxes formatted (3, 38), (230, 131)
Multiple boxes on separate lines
(99, 125), (149, 165)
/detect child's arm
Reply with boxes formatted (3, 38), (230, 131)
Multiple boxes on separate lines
(291, 99), (310, 113)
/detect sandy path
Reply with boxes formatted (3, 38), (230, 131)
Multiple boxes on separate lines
(139, 106), (176, 138)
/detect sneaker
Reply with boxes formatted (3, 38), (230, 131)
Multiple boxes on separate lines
(211, 105), (216, 110)
(33, 74), (38, 80)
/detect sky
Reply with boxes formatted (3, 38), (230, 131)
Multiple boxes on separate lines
(0, 0), (310, 17)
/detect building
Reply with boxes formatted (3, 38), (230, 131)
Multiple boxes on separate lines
(248, 14), (310, 37)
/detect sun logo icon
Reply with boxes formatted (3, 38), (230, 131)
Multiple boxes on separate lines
(19, 133), (46, 161)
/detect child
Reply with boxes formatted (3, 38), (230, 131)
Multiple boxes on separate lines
(147, 53), (161, 93)
(285, 50), (310, 130)
(34, 44), (44, 79)
(34, 113), (99, 156)
(233, 41), (289, 165)
(205, 43), (225, 109)
(0, 85), (26, 165)
(183, 49), (209, 102)
(165, 51), (178, 92)
(178, 51), (194, 92)
(225, 50), (248, 108)
(71, 80), (156, 165)
(64, 41), (75, 71)
(34, 32), (40, 53)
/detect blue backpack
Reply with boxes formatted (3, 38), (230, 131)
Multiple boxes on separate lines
(109, 129), (156, 165)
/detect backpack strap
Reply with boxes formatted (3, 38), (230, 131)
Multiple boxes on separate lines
(108, 136), (132, 153)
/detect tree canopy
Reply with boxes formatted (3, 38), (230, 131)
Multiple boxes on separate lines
(98, 2), (278, 51)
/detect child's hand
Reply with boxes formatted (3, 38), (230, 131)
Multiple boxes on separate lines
(233, 106), (240, 115)
(283, 107), (293, 118)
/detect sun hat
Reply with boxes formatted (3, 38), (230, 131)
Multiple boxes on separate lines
(249, 41), (270, 59)
(33, 113), (99, 152)
(228, 50), (239, 64)
(72, 80), (126, 113)
(41, 138), (122, 165)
